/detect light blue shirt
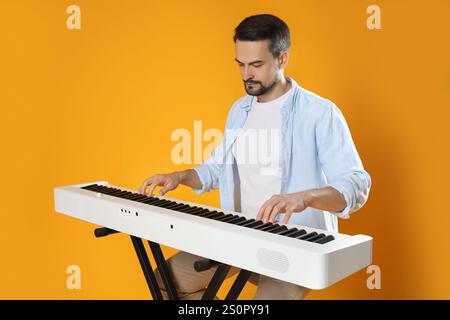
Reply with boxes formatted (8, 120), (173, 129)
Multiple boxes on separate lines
(192, 76), (371, 232)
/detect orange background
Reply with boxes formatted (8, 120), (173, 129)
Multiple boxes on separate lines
(1, 0), (449, 299)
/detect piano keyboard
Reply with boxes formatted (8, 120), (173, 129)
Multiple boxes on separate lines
(54, 181), (373, 289)
(82, 183), (336, 245)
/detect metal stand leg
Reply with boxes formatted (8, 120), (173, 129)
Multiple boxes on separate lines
(95, 227), (250, 300)
(148, 240), (179, 300)
(95, 227), (178, 300)
(225, 269), (252, 300)
(195, 258), (252, 300)
(201, 264), (231, 300)
(130, 235), (164, 300)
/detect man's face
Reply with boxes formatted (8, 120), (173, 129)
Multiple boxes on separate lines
(235, 39), (280, 96)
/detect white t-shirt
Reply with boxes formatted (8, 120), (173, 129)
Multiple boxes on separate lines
(232, 87), (293, 217)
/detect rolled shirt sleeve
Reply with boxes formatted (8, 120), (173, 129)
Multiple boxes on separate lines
(192, 140), (225, 194)
(316, 102), (372, 219)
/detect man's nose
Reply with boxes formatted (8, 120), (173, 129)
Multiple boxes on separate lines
(243, 67), (254, 82)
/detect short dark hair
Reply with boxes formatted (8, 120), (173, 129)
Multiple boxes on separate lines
(233, 14), (291, 57)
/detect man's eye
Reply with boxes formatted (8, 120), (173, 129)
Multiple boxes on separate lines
(253, 64), (262, 68)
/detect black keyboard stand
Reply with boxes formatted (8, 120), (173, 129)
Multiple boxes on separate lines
(94, 227), (251, 300)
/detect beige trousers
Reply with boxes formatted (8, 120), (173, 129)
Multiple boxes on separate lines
(154, 251), (310, 300)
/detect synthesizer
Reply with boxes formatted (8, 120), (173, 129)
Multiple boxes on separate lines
(53, 181), (373, 289)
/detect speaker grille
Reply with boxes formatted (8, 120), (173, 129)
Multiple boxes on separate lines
(256, 248), (290, 273)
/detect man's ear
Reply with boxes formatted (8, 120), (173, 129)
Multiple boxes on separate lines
(278, 51), (289, 69)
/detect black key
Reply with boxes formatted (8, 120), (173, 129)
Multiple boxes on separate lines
(133, 195), (151, 201)
(100, 187), (120, 191)
(162, 202), (183, 209)
(268, 225), (288, 234)
(315, 235), (335, 244)
(278, 228), (299, 236)
(198, 211), (217, 217)
(244, 220), (264, 228)
(287, 229), (307, 238)
(107, 189), (125, 194)
(215, 214), (234, 222)
(101, 188), (121, 195)
(141, 197), (161, 204)
(96, 185), (110, 190)
(191, 208), (211, 216)
(166, 202), (186, 210)
(229, 217), (248, 225)
(151, 199), (168, 207)
(118, 191), (136, 196)
(179, 206), (200, 213)
(236, 219), (256, 226)
(81, 184), (100, 190)
(149, 198), (169, 205)
(189, 209), (210, 216)
(137, 193), (152, 198)
(159, 200), (177, 209)
(307, 234), (326, 242)
(204, 212), (224, 220)
(130, 195), (150, 202)
(82, 184), (104, 191)
(123, 194), (144, 200)
(159, 200), (175, 206)
(297, 232), (318, 240)
(111, 190), (131, 197)
(135, 196), (155, 203)
(223, 215), (244, 223)
(179, 207), (200, 214)
(116, 192), (134, 198)
(106, 188), (124, 194)
(97, 186), (112, 192)
(253, 222), (273, 230)
(92, 186), (110, 193)
(259, 224), (281, 232)
(148, 199), (170, 206)
(178, 206), (197, 213)
(143, 196), (162, 201)
(171, 204), (191, 211)
(117, 193), (135, 199)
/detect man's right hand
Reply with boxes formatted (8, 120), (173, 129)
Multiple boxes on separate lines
(139, 172), (181, 196)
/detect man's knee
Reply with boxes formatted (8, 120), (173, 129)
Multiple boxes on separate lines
(153, 252), (215, 294)
(253, 276), (311, 300)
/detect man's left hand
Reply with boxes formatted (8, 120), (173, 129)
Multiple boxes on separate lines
(256, 192), (311, 224)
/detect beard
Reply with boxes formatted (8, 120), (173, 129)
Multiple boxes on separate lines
(243, 76), (278, 96)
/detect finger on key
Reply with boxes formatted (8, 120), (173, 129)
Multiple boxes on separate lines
(139, 178), (153, 194)
(147, 182), (160, 196)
